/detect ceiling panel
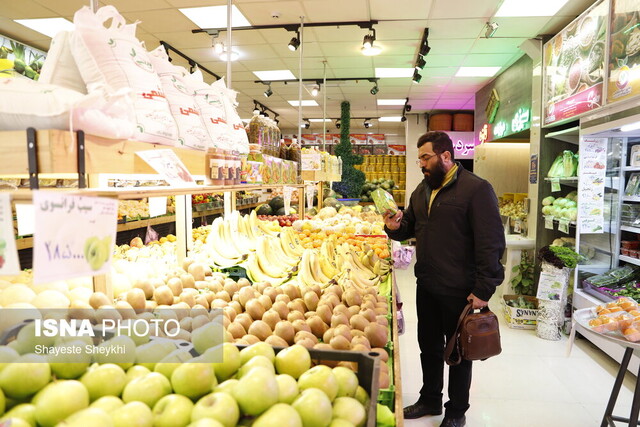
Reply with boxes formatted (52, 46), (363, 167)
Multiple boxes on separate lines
(99, 0), (173, 13)
(164, 0), (226, 7)
(238, 2), (307, 26)
(461, 53), (514, 67)
(429, 0), (499, 19)
(422, 54), (466, 67)
(493, 17), (552, 38)
(302, 0), (369, 21)
(370, 0), (433, 20)
(124, 9), (197, 33)
(469, 38), (528, 54)
(3, 0), (62, 19)
(427, 39), (477, 55)
(427, 18), (486, 39)
(375, 21), (429, 41)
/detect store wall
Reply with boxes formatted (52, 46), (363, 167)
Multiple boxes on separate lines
(473, 143), (530, 196)
(405, 114), (428, 196)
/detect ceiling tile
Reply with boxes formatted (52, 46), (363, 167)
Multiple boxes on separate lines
(469, 37), (528, 54)
(124, 9), (197, 33)
(461, 53), (513, 67)
(370, 0), (433, 20)
(373, 55), (414, 68)
(302, 0), (368, 21)
(429, 0), (500, 19)
(375, 21), (429, 41)
(422, 67), (459, 77)
(310, 26), (366, 43)
(434, 101), (469, 109)
(427, 18), (486, 39)
(165, 0), (227, 7)
(422, 54), (466, 67)
(492, 16), (552, 38)
(238, 2), (306, 26)
(5, 0), (62, 19)
(98, 0), (173, 13)
(428, 38), (477, 55)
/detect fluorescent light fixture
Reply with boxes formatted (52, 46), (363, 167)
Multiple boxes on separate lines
(378, 116), (403, 122)
(620, 121), (640, 132)
(254, 70), (297, 81)
(179, 5), (251, 28)
(14, 18), (74, 38)
(375, 68), (414, 78)
(377, 99), (406, 106)
(495, 0), (569, 17)
(219, 50), (239, 61)
(455, 67), (501, 77)
(288, 100), (319, 107)
(308, 119), (332, 122)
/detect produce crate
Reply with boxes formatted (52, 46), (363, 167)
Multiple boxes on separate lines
(237, 345), (380, 427)
(193, 202), (214, 212)
(502, 295), (539, 330)
(582, 280), (617, 302)
(376, 347), (395, 411)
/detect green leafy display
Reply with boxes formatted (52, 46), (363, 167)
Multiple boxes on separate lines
(332, 101), (365, 198)
(510, 251), (535, 295)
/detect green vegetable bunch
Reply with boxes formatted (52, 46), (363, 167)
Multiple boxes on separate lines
(505, 296), (536, 309)
(510, 251), (535, 295)
(538, 245), (583, 269)
(333, 101), (365, 198)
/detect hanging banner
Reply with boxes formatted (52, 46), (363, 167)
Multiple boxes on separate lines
(578, 137), (607, 233)
(0, 35), (46, 79)
(449, 132), (478, 159)
(607, 0), (640, 103)
(542, 0), (607, 125)
(0, 194), (20, 275)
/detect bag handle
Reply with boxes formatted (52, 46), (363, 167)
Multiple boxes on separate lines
(444, 302), (483, 366)
(94, 5), (127, 30)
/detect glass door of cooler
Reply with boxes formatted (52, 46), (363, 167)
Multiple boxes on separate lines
(574, 136), (623, 309)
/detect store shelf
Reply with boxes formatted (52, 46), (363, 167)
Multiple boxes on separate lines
(623, 166), (640, 172)
(546, 126), (580, 145)
(621, 225), (640, 234)
(623, 196), (640, 203)
(544, 177), (579, 187)
(619, 255), (640, 267)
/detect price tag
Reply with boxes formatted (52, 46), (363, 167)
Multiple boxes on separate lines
(558, 218), (570, 234)
(544, 215), (554, 230)
(15, 203), (35, 236)
(513, 219), (522, 234)
(0, 194), (20, 275)
(136, 149), (196, 186)
(33, 192), (118, 284)
(306, 184), (316, 210)
(550, 178), (561, 192)
(283, 186), (294, 215)
(148, 197), (167, 218)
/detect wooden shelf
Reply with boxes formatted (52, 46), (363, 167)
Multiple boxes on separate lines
(15, 237), (33, 251)
(546, 126), (580, 144)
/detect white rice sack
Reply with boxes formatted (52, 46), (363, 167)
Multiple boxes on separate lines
(213, 78), (249, 154)
(72, 87), (136, 140)
(70, 5), (177, 145)
(39, 31), (87, 94)
(148, 46), (210, 151)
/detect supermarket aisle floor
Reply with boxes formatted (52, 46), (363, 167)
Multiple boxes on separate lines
(395, 263), (637, 427)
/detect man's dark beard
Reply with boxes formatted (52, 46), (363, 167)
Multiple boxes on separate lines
(421, 157), (447, 188)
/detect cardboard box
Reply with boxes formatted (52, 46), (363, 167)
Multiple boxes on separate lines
(502, 295), (539, 330)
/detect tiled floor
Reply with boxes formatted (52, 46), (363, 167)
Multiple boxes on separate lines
(395, 262), (637, 427)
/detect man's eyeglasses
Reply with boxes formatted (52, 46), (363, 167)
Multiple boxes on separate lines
(415, 153), (437, 166)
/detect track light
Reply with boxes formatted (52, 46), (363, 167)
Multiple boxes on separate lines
(261, 110), (269, 118)
(301, 119), (310, 129)
(412, 70), (422, 84)
(370, 84), (379, 95)
(485, 22), (499, 38)
(401, 115), (407, 122)
(288, 33), (300, 51)
(311, 84), (320, 97)
(405, 105), (412, 112)
(363, 119), (372, 129)
(362, 34), (374, 49)
(264, 83), (273, 98)
(336, 120), (341, 129)
(361, 31), (381, 56)
(212, 32), (224, 54)
(415, 56), (426, 70)
(419, 44), (431, 57)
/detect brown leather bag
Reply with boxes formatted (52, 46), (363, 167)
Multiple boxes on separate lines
(444, 303), (502, 366)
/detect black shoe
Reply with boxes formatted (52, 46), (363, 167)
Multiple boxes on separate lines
(403, 401), (443, 419)
(441, 415), (466, 427)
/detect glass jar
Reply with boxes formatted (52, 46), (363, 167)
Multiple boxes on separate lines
(206, 148), (225, 186)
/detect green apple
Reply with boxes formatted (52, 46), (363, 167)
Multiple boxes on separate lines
(54, 335), (94, 348)
(0, 387), (4, 416)
(232, 366), (278, 416)
(239, 342), (275, 365)
(49, 340), (92, 379)
(0, 346), (20, 372)
(192, 321), (224, 355)
(154, 349), (194, 379)
(134, 341), (176, 370)
(171, 363), (216, 400)
(191, 392), (239, 427)
(188, 419), (224, 427)
(0, 354), (51, 399)
(298, 365), (338, 401)
(1, 403), (36, 426)
(110, 401), (153, 427)
(329, 420), (355, 427)
(126, 365), (151, 383)
(212, 343), (240, 382)
(332, 397), (365, 427)
(332, 367), (358, 398)
(0, 418), (31, 427)
(58, 407), (112, 427)
(10, 322), (56, 355)
(213, 379), (238, 395)
(80, 363), (127, 401)
(122, 372), (171, 408)
(276, 374), (299, 404)
(253, 403), (302, 427)
(152, 394), (194, 427)
(238, 355), (275, 378)
(90, 395), (124, 413)
(93, 335), (136, 370)
(353, 386), (369, 408)
(292, 388), (332, 427)
(275, 345), (311, 379)
(115, 319), (150, 346)
(34, 380), (89, 427)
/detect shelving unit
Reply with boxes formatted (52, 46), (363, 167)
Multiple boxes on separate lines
(545, 126), (580, 145)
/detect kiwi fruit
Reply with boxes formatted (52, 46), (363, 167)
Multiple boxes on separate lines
(229, 301), (243, 315)
(349, 314), (369, 332)
(239, 286), (256, 307)
(342, 289), (362, 307)
(258, 294), (273, 311)
(234, 313), (253, 332)
(330, 335), (351, 351)
(89, 292), (111, 310)
(304, 310), (316, 319)
(245, 299), (266, 320)
(227, 322), (246, 339)
(351, 343), (370, 353)
(215, 290), (231, 303)
(376, 315), (389, 327)
(296, 337), (315, 349)
(365, 322), (388, 348)
(275, 293), (291, 304)
(242, 334), (260, 345)
(316, 304), (332, 325)
(265, 335), (288, 348)
(287, 311), (305, 323)
(180, 317), (193, 332)
(248, 320), (272, 341)
(370, 347), (389, 363)
(294, 330), (318, 344)
(195, 295), (210, 309)
(134, 280), (154, 299)
(167, 277), (183, 296)
(351, 335), (371, 349)
(235, 338), (250, 345)
(307, 316), (328, 338)
(274, 320), (296, 345)
(361, 308), (376, 323)
(288, 298), (306, 314)
(351, 329), (365, 338)
(323, 327), (335, 343)
(263, 287), (278, 303)
(310, 284), (322, 298)
(331, 313), (349, 328)
(237, 277), (251, 288)
(292, 319), (312, 335)
(262, 309), (281, 330)
(282, 283), (301, 300)
(303, 291), (319, 311)
(272, 301), (290, 319)
(223, 280), (239, 296)
(179, 292), (196, 308)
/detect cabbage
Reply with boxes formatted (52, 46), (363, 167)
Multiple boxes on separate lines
(553, 197), (565, 206)
(563, 150), (577, 177)
(542, 196), (555, 206)
(547, 154), (564, 177)
(565, 190), (577, 201)
(568, 208), (578, 221)
(542, 206), (553, 215)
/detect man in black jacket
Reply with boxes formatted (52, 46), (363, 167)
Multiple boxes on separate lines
(384, 131), (505, 427)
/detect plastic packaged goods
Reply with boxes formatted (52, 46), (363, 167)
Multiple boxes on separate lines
(371, 188), (399, 216)
(248, 110), (262, 146)
(38, 31), (87, 94)
(279, 138), (288, 159)
(187, 71), (233, 151)
(206, 148), (225, 185)
(71, 6), (178, 145)
(215, 80), (249, 154)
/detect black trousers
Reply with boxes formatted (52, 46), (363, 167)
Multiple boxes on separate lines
(416, 285), (472, 418)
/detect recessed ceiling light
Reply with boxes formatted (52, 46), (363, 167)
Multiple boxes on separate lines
(377, 99), (406, 106)
(219, 50), (240, 61)
(378, 116), (403, 122)
(14, 18), (74, 38)
(495, 0), (569, 17)
(455, 67), (501, 77)
(308, 119), (332, 122)
(179, 5), (251, 28)
(375, 68), (414, 78)
(288, 100), (319, 107)
(253, 70), (297, 81)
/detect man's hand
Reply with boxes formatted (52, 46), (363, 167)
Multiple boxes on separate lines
(467, 293), (488, 310)
(383, 209), (403, 230)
